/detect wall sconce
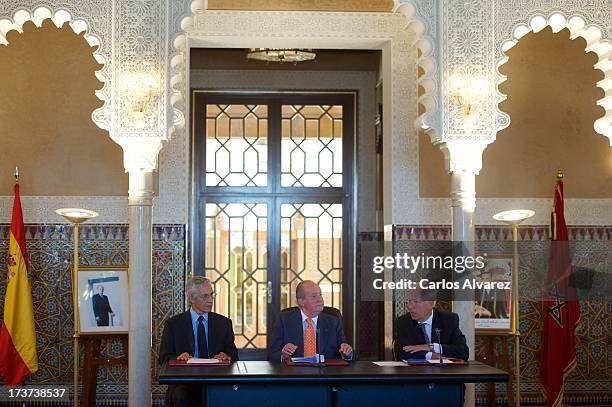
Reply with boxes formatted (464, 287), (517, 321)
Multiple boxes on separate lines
(449, 75), (488, 117)
(118, 73), (160, 117)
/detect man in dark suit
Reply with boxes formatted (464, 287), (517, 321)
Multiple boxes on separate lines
(394, 288), (469, 361)
(159, 276), (238, 407)
(268, 280), (354, 361)
(92, 285), (114, 326)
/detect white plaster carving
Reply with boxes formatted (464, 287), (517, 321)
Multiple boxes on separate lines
(0, 196), (127, 223)
(440, 0), (498, 141)
(0, 4), (112, 132)
(494, 6), (612, 144)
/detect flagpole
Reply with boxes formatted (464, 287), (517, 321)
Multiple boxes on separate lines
(55, 208), (99, 407)
(493, 209), (534, 407)
(72, 223), (79, 407)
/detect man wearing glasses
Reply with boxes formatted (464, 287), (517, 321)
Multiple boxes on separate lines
(159, 276), (238, 407)
(394, 288), (469, 361)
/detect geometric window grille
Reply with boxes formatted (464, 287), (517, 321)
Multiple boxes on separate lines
(280, 203), (343, 312)
(281, 105), (343, 187)
(204, 203), (268, 349)
(206, 104), (268, 187)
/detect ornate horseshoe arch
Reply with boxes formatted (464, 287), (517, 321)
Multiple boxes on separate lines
(0, 6), (111, 132)
(495, 12), (612, 144)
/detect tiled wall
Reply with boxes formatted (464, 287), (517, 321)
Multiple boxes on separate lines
(0, 224), (185, 405)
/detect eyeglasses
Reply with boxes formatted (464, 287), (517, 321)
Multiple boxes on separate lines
(194, 292), (216, 301)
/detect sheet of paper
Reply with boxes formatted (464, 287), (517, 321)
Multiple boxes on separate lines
(428, 358), (455, 364)
(372, 361), (407, 367)
(186, 358), (220, 364)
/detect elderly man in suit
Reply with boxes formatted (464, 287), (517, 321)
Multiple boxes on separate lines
(394, 288), (469, 361)
(268, 280), (354, 361)
(159, 276), (238, 407)
(92, 285), (114, 326)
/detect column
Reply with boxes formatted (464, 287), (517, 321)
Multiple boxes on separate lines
(118, 138), (163, 406)
(438, 140), (487, 407)
(128, 169), (154, 407)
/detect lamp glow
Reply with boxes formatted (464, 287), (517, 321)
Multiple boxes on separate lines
(55, 208), (99, 224)
(492, 209), (535, 225)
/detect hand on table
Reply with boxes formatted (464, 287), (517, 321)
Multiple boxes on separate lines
(281, 343), (298, 360)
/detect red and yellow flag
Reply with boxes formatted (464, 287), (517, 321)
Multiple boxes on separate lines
(540, 175), (581, 406)
(0, 183), (38, 385)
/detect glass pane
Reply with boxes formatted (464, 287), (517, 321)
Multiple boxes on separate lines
(280, 204), (343, 311)
(206, 104), (268, 187)
(281, 105), (343, 187)
(205, 203), (268, 348)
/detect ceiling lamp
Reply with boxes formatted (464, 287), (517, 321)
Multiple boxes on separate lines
(247, 48), (316, 64)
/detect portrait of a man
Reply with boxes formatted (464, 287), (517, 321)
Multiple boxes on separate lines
(92, 285), (115, 326)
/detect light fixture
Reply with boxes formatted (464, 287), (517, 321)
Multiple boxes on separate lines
(492, 209), (535, 225)
(492, 208), (534, 407)
(56, 207), (99, 407)
(449, 75), (488, 117)
(247, 48), (316, 64)
(118, 73), (160, 126)
(55, 208), (99, 224)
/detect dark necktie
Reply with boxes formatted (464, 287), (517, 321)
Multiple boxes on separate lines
(419, 322), (430, 344)
(197, 315), (208, 358)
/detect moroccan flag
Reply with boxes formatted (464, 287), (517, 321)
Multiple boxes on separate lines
(0, 183), (38, 385)
(540, 176), (581, 407)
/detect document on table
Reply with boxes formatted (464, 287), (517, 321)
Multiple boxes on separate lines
(186, 358), (220, 364)
(428, 358), (456, 364)
(372, 361), (407, 367)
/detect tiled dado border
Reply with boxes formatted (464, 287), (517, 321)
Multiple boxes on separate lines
(392, 225), (612, 241)
(391, 225), (611, 406)
(0, 224), (185, 405)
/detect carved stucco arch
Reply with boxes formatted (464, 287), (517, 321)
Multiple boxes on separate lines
(0, 6), (111, 132)
(167, 0), (440, 140)
(496, 12), (612, 144)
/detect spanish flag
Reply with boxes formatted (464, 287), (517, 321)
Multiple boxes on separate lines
(0, 182), (38, 385)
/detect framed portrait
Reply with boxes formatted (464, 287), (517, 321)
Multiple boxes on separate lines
(474, 255), (513, 334)
(77, 266), (129, 334)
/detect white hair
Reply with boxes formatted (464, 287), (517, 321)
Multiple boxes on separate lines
(185, 276), (212, 301)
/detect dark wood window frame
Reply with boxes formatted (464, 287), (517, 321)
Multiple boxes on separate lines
(191, 90), (356, 347)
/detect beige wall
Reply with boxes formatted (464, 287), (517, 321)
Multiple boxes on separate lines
(208, 0), (394, 12)
(0, 20), (127, 196)
(420, 27), (612, 198)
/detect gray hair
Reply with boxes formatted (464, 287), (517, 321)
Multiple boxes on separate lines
(296, 280), (315, 300)
(185, 276), (212, 300)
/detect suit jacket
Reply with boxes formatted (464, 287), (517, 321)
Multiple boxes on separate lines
(268, 308), (354, 361)
(158, 310), (239, 365)
(394, 308), (469, 361)
(92, 294), (113, 326)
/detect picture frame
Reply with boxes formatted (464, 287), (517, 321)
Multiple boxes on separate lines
(77, 266), (129, 334)
(474, 255), (513, 335)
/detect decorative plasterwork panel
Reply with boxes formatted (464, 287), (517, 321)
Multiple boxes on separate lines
(0, 3), (112, 131)
(0, 196), (127, 223)
(112, 0), (167, 137)
(441, 0), (498, 140)
(493, 0), (612, 142)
